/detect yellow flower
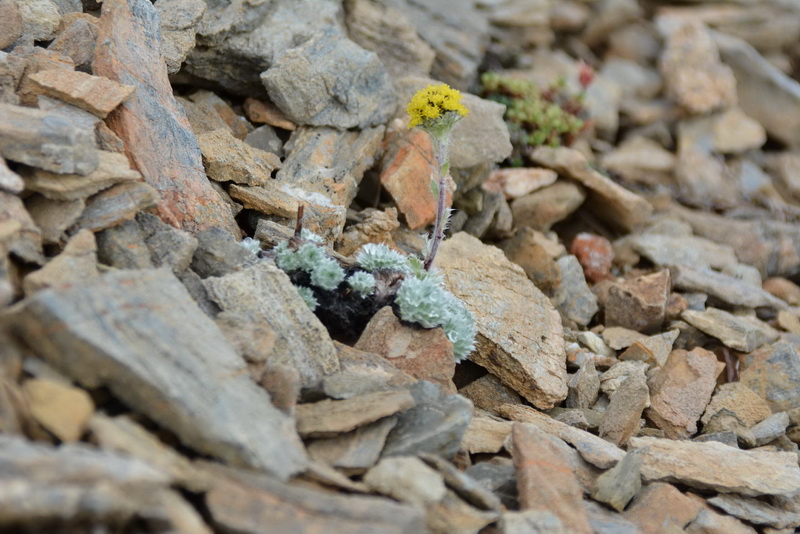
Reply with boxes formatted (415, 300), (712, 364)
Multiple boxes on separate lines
(406, 84), (468, 128)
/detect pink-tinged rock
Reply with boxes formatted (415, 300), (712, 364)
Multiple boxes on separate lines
(355, 306), (456, 394)
(570, 232), (614, 284)
(605, 270), (671, 333)
(27, 69), (135, 118)
(92, 0), (239, 237)
(646, 348), (726, 439)
(482, 167), (558, 200)
(623, 482), (704, 534)
(379, 126), (453, 230)
(511, 423), (592, 534)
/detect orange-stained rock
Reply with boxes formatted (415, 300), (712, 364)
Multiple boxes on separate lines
(243, 97), (296, 131)
(380, 126), (453, 230)
(623, 482), (704, 534)
(92, 0), (239, 237)
(28, 69), (135, 118)
(570, 232), (614, 284)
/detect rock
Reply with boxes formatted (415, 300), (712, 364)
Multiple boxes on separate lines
(382, 381), (473, 460)
(671, 264), (787, 310)
(178, 95), (233, 138)
(712, 107), (767, 154)
(447, 92), (513, 173)
(197, 128), (281, 186)
(22, 378), (94, 442)
(0, 103), (97, 175)
(778, 310), (800, 335)
(458, 373), (522, 416)
(25, 195), (84, 245)
(244, 125), (283, 158)
(190, 227), (256, 278)
(748, 412), (790, 447)
(602, 326), (648, 350)
(708, 494), (800, 530)
(682, 308), (776, 353)
(295, 390), (414, 438)
(187, 90), (252, 141)
(203, 262), (340, 386)
(344, 0), (435, 80)
(243, 97), (296, 131)
(599, 371), (650, 446)
(566, 357), (600, 410)
(498, 227), (563, 293)
(0, 157), (23, 194)
(739, 341), (800, 413)
(69, 181), (159, 233)
(385, 0), (488, 89)
(482, 167), (558, 200)
(510, 181), (586, 232)
(592, 448), (645, 512)
(364, 456), (446, 508)
(529, 146), (653, 232)
(499, 403), (626, 469)
(88, 414), (208, 491)
(646, 347), (724, 439)
(261, 29), (394, 129)
(550, 255), (599, 326)
(570, 233), (614, 284)
(701, 382), (772, 432)
(629, 436), (800, 496)
(23, 229), (99, 295)
(576, 331), (616, 359)
(0, 191), (43, 264)
(203, 463), (425, 534)
(133, 212), (198, 272)
(0, 0), (23, 49)
(21, 150), (142, 201)
(28, 69), (134, 118)
(319, 343), (416, 400)
(355, 306), (455, 394)
(93, 0), (239, 237)
(9, 268), (308, 479)
(437, 233), (567, 409)
(48, 17), (99, 71)
(715, 31), (800, 147)
(600, 360), (649, 397)
(460, 415), (512, 454)
(511, 423), (592, 534)
(501, 510), (566, 534)
(584, 500), (641, 534)
(307, 417), (397, 472)
(379, 126), (454, 230)
(623, 232), (739, 272)
(659, 21), (737, 114)
(623, 482), (705, 534)
(606, 270), (670, 333)
(601, 136), (675, 186)
(12, 0), (61, 47)
(154, 0), (205, 74)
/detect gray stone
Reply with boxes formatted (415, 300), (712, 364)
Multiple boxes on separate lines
(307, 417), (397, 472)
(203, 261), (339, 387)
(464, 461), (517, 510)
(0, 103), (98, 175)
(295, 390), (413, 438)
(682, 308), (777, 353)
(566, 359), (600, 409)
(382, 381), (473, 460)
(23, 229), (99, 295)
(154, 0), (205, 74)
(629, 436), (800, 496)
(715, 31), (800, 147)
(550, 255), (599, 326)
(623, 232), (739, 271)
(584, 500), (641, 534)
(244, 125), (283, 158)
(190, 227), (257, 278)
(437, 233), (568, 409)
(47, 17), (98, 71)
(364, 456), (447, 508)
(25, 195), (84, 245)
(502, 510), (566, 534)
(591, 448), (645, 512)
(739, 342), (800, 413)
(748, 412), (790, 447)
(420, 453), (501, 513)
(261, 29), (395, 129)
(136, 212), (198, 273)
(0, 156), (23, 194)
(69, 182), (159, 234)
(709, 494), (800, 529)
(9, 268), (307, 479)
(510, 181), (587, 232)
(671, 264), (787, 310)
(599, 371), (650, 447)
(95, 218), (153, 270)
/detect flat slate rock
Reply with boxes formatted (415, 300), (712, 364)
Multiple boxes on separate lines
(295, 390), (414, 438)
(437, 232), (568, 409)
(203, 261), (339, 387)
(92, 0), (239, 237)
(9, 268), (307, 480)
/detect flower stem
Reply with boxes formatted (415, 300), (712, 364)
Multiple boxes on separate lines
(424, 136), (449, 271)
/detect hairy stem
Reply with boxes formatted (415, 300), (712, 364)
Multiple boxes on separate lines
(424, 136), (449, 271)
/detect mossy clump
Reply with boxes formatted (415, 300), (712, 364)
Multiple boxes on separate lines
(480, 71), (590, 165)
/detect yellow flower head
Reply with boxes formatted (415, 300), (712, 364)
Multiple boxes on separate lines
(406, 84), (468, 129)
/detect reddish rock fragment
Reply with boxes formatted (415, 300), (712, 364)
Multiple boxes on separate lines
(570, 232), (614, 284)
(623, 483), (704, 534)
(243, 97), (296, 131)
(605, 270), (671, 333)
(92, 0), (239, 237)
(28, 69), (134, 118)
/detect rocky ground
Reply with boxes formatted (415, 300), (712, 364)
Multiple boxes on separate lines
(2, 0), (800, 532)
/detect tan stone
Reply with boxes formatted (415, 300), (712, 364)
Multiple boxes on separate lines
(25, 196), (85, 245)
(70, 181), (159, 234)
(0, 156), (23, 194)
(713, 108), (766, 154)
(197, 128), (281, 186)
(438, 233), (567, 409)
(623, 482), (704, 534)
(28, 69), (134, 118)
(778, 310), (800, 335)
(498, 227), (562, 293)
(459, 373), (522, 416)
(764, 277), (800, 306)
(646, 348), (724, 439)
(629, 436), (800, 496)
(605, 270), (671, 333)
(23, 229), (99, 295)
(510, 181), (586, 232)
(482, 167), (558, 200)
(460, 414), (512, 454)
(355, 306), (455, 394)
(682, 308), (776, 353)
(21, 151), (142, 201)
(23, 378), (94, 442)
(295, 390), (415, 438)
(600, 371), (650, 447)
(243, 97), (296, 130)
(701, 382), (772, 430)
(511, 423), (592, 534)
